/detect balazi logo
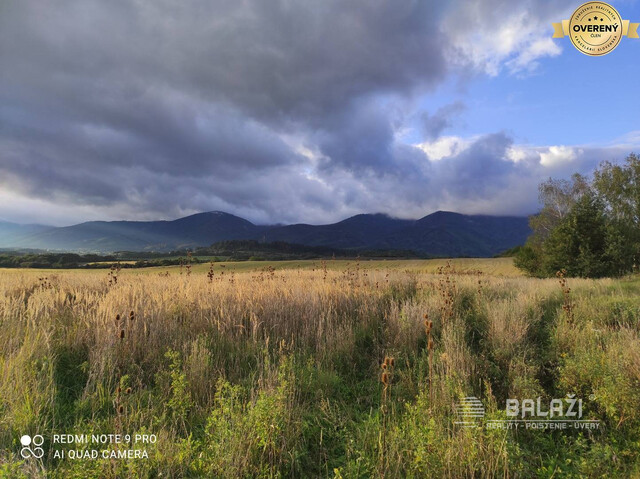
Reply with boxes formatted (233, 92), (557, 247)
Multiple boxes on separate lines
(454, 397), (485, 428)
(454, 395), (602, 431)
(491, 395), (602, 430)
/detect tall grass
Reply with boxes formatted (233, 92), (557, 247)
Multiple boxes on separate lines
(0, 262), (638, 477)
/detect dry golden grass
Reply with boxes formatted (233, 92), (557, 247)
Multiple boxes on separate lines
(0, 256), (522, 277)
(0, 260), (638, 477)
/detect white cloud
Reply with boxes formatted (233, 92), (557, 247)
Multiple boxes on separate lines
(539, 145), (579, 167)
(505, 146), (530, 163)
(443, 1), (571, 76)
(415, 136), (472, 160)
(506, 37), (562, 74)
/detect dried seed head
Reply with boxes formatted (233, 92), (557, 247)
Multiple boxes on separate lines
(381, 372), (389, 386)
(118, 405), (124, 414)
(424, 319), (433, 334)
(389, 357), (395, 368)
(115, 314), (120, 322)
(381, 363), (387, 370)
(126, 387), (132, 394)
(130, 311), (135, 320)
(120, 330), (125, 339)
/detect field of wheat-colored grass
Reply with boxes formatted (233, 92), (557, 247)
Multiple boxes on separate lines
(1, 259), (639, 477)
(0, 256), (522, 277)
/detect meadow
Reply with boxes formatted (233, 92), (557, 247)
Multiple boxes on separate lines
(0, 258), (639, 477)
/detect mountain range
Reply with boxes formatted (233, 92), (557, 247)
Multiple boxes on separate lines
(0, 211), (531, 257)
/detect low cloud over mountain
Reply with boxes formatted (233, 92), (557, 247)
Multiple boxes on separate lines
(0, 210), (530, 257)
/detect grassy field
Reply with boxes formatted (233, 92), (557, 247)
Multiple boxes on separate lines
(0, 257), (518, 276)
(1, 258), (639, 477)
(0, 257), (521, 277)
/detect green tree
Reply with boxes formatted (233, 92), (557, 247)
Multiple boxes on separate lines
(516, 174), (591, 277)
(516, 155), (640, 278)
(593, 153), (640, 269)
(528, 174), (590, 248)
(513, 244), (542, 276)
(541, 194), (610, 277)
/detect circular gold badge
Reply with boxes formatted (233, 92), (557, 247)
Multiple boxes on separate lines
(569, 2), (623, 55)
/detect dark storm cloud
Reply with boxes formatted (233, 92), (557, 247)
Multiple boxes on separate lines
(0, 0), (449, 124)
(0, 0), (452, 223)
(421, 102), (466, 140)
(315, 99), (397, 174)
(436, 133), (515, 196)
(0, 0), (633, 225)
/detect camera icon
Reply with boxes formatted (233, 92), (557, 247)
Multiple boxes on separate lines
(20, 434), (44, 459)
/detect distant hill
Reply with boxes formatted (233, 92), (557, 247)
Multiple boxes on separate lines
(260, 213), (414, 249)
(6, 212), (261, 252)
(0, 221), (54, 245)
(373, 211), (532, 257)
(0, 211), (531, 257)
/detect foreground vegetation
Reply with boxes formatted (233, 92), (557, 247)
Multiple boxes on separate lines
(0, 259), (639, 477)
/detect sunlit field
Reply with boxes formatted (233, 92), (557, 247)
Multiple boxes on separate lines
(1, 259), (639, 477)
(0, 257), (521, 277)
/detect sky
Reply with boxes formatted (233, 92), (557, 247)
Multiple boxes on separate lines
(1, 0), (639, 226)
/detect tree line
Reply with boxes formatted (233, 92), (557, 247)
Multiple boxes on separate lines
(0, 240), (420, 269)
(515, 153), (640, 278)
(0, 253), (205, 269)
